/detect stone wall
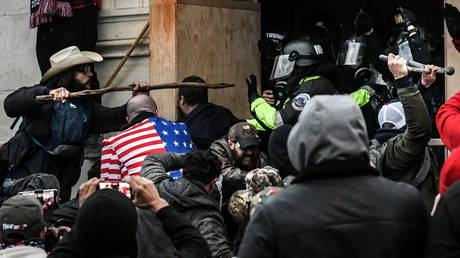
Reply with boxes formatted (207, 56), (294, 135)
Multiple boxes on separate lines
(0, 0), (150, 143)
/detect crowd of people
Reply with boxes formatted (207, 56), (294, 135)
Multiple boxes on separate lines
(2, 1), (460, 257)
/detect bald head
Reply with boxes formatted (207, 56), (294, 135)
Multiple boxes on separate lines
(126, 95), (158, 121)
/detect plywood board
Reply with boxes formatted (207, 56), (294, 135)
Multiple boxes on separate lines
(176, 3), (260, 119)
(150, 0), (260, 121)
(150, 0), (178, 120)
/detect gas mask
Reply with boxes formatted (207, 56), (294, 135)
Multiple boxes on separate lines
(272, 81), (288, 109)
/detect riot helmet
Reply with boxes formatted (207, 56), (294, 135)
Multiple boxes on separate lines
(309, 16), (341, 61)
(258, 32), (286, 60)
(270, 36), (326, 81)
(393, 7), (417, 30)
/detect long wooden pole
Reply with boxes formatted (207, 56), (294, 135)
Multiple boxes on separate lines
(103, 21), (150, 88)
(36, 82), (234, 101)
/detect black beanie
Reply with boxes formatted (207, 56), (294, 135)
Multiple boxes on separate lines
(74, 189), (138, 258)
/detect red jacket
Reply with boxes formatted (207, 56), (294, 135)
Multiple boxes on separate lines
(436, 91), (460, 150)
(439, 148), (460, 195)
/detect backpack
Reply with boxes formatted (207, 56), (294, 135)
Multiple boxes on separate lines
(28, 101), (89, 157)
(0, 101), (89, 183)
(369, 139), (439, 190)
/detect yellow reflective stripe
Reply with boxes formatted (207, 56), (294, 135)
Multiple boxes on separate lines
(350, 89), (371, 107)
(298, 75), (320, 85)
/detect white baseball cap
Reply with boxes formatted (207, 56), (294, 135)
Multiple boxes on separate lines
(378, 101), (406, 129)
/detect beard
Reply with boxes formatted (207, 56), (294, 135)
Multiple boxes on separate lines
(236, 155), (258, 171)
(68, 76), (98, 92)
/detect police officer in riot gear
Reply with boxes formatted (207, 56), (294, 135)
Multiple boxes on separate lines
(246, 35), (339, 130)
(336, 33), (392, 138)
(391, 7), (430, 65)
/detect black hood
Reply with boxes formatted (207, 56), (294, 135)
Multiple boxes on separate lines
(373, 128), (404, 144)
(71, 189), (138, 258)
(288, 95), (369, 177)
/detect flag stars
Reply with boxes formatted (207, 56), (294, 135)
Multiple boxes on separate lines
(183, 142), (187, 147)
(174, 141), (179, 147)
(164, 142), (168, 146)
(189, 143), (193, 148)
(162, 131), (168, 136)
(183, 130), (188, 135)
(162, 121), (168, 125)
(174, 129), (179, 135)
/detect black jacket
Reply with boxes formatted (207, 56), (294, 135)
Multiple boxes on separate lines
(1, 85), (126, 200)
(425, 181), (460, 258)
(141, 152), (234, 258)
(48, 198), (211, 258)
(177, 103), (240, 150)
(238, 162), (429, 258)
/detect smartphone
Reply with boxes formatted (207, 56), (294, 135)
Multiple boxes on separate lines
(98, 181), (134, 200)
(18, 189), (59, 211)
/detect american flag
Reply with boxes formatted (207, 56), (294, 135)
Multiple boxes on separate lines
(100, 116), (194, 181)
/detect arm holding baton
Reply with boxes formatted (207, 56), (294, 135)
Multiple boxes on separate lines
(379, 54), (455, 76)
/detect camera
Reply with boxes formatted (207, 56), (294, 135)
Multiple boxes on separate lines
(98, 181), (134, 200)
(18, 189), (59, 211)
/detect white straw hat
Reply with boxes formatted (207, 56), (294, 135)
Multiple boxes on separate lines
(41, 46), (103, 83)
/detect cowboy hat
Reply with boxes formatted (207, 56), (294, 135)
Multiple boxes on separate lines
(41, 46), (103, 83)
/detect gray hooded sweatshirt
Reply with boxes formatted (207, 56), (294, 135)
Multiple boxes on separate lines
(288, 95), (369, 172)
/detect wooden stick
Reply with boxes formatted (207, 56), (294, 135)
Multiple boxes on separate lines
(36, 82), (234, 101)
(103, 21), (150, 88)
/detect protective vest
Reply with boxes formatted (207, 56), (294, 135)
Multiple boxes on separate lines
(247, 76), (321, 131)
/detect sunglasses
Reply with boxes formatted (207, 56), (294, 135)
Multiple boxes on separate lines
(73, 64), (92, 74)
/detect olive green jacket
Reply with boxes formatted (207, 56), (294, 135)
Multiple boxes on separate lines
(370, 84), (436, 207)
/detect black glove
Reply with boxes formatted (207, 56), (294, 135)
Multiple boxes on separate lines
(354, 10), (373, 35)
(442, 3), (460, 39)
(245, 74), (259, 103)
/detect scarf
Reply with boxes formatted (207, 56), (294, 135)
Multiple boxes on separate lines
(30, 0), (73, 28)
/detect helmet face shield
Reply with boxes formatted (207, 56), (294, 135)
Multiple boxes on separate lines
(336, 40), (366, 68)
(269, 54), (296, 81)
(270, 37), (326, 81)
